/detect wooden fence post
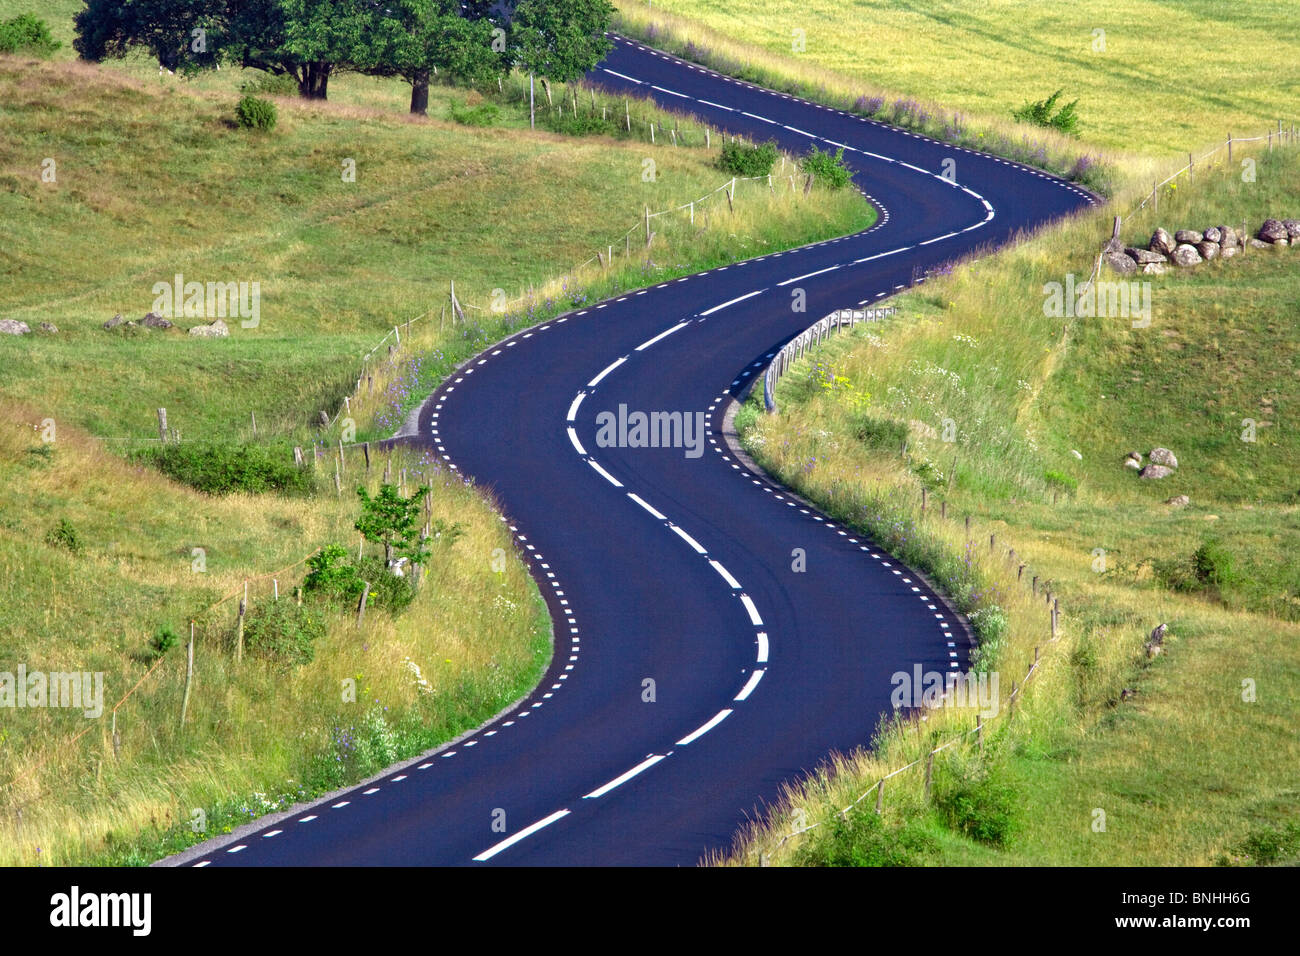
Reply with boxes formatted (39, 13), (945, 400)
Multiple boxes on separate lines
(111, 711), (121, 759)
(924, 749), (935, 801)
(236, 583), (246, 662)
(356, 582), (370, 629)
(179, 622), (195, 728)
(976, 716), (983, 753)
(875, 779), (884, 813)
(363, 442), (371, 471)
(157, 408), (168, 445)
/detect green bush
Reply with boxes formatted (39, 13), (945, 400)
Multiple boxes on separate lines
(303, 545), (416, 613)
(0, 14), (61, 57)
(241, 600), (325, 666)
(450, 99), (500, 127)
(792, 805), (935, 866)
(235, 95), (278, 131)
(717, 139), (778, 177)
(800, 146), (852, 189)
(44, 518), (80, 553)
(1233, 823), (1300, 866)
(240, 73), (298, 97)
(1011, 89), (1080, 136)
(933, 758), (1020, 847)
(146, 626), (180, 663)
(136, 443), (314, 497)
(1043, 469), (1078, 494)
(852, 412), (908, 451)
(1193, 539), (1237, 589)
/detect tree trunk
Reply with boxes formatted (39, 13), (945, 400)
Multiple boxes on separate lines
(541, 76), (553, 106)
(298, 62), (331, 99)
(384, 539), (392, 566)
(409, 69), (430, 115)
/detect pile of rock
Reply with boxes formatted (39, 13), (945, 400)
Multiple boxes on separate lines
(1106, 218), (1299, 274)
(101, 312), (229, 337)
(0, 320), (57, 335)
(1124, 447), (1179, 479)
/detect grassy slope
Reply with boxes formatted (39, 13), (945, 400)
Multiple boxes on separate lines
(726, 144), (1300, 865)
(631, 0), (1300, 160)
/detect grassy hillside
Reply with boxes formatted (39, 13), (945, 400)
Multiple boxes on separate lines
(620, 0), (1300, 163)
(723, 143), (1300, 866)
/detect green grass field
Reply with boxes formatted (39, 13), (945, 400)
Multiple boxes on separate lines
(725, 142), (1300, 866)
(622, 0), (1300, 161)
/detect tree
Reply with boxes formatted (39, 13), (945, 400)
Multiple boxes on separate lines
(509, 0), (614, 128)
(371, 0), (508, 115)
(74, 0), (392, 99)
(355, 482), (430, 567)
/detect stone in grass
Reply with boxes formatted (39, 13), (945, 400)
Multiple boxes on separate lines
(1218, 225), (1239, 248)
(1105, 251), (1137, 275)
(103, 313), (125, 330)
(1203, 226), (1222, 243)
(140, 312), (173, 329)
(1142, 261), (1167, 274)
(1149, 447), (1178, 468)
(1149, 228), (1176, 256)
(1140, 464), (1174, 479)
(0, 319), (31, 335)
(1283, 219), (1300, 240)
(39, 322), (57, 333)
(1124, 457), (1141, 471)
(1126, 247), (1166, 264)
(1258, 219), (1289, 242)
(188, 319), (230, 338)
(1172, 243), (1202, 266)
(1195, 241), (1219, 260)
(1174, 229), (1203, 244)
(1165, 495), (1190, 507)
(1247, 238), (1272, 250)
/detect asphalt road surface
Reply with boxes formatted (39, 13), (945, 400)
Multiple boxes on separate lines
(172, 36), (1095, 868)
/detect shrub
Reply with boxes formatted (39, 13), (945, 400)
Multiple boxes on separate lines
(235, 95), (277, 131)
(1043, 469), (1078, 494)
(800, 146), (852, 189)
(851, 412), (908, 451)
(240, 73), (298, 97)
(1234, 823), (1300, 866)
(354, 556), (416, 613)
(146, 626), (180, 663)
(44, 518), (80, 553)
(933, 758), (1020, 847)
(1192, 539), (1236, 589)
(0, 14), (60, 57)
(303, 544), (363, 604)
(1012, 90), (1080, 136)
(241, 600), (325, 666)
(717, 139), (778, 177)
(136, 443), (314, 496)
(969, 605), (1008, 669)
(450, 99), (500, 127)
(792, 805), (935, 866)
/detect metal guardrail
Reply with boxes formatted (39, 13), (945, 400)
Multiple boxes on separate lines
(762, 306), (896, 412)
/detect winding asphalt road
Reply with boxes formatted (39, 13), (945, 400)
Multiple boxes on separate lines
(174, 36), (1095, 867)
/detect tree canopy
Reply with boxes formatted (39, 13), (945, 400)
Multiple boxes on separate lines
(74, 0), (616, 112)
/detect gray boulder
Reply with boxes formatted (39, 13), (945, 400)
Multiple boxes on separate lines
(1174, 229), (1203, 244)
(1126, 247), (1166, 264)
(1166, 495), (1190, 507)
(1142, 262), (1167, 275)
(1105, 251), (1137, 275)
(1283, 219), (1300, 239)
(1258, 219), (1289, 242)
(1218, 225), (1238, 248)
(1221, 245), (1239, 258)
(0, 319), (31, 335)
(1124, 457), (1141, 471)
(1172, 244), (1203, 266)
(188, 319), (230, 338)
(140, 312), (173, 329)
(1248, 237), (1272, 249)
(103, 313), (125, 330)
(1140, 464), (1174, 479)
(38, 322), (57, 333)
(1149, 447), (1178, 468)
(1150, 228), (1176, 256)
(1203, 226), (1222, 243)
(1195, 240), (1219, 260)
